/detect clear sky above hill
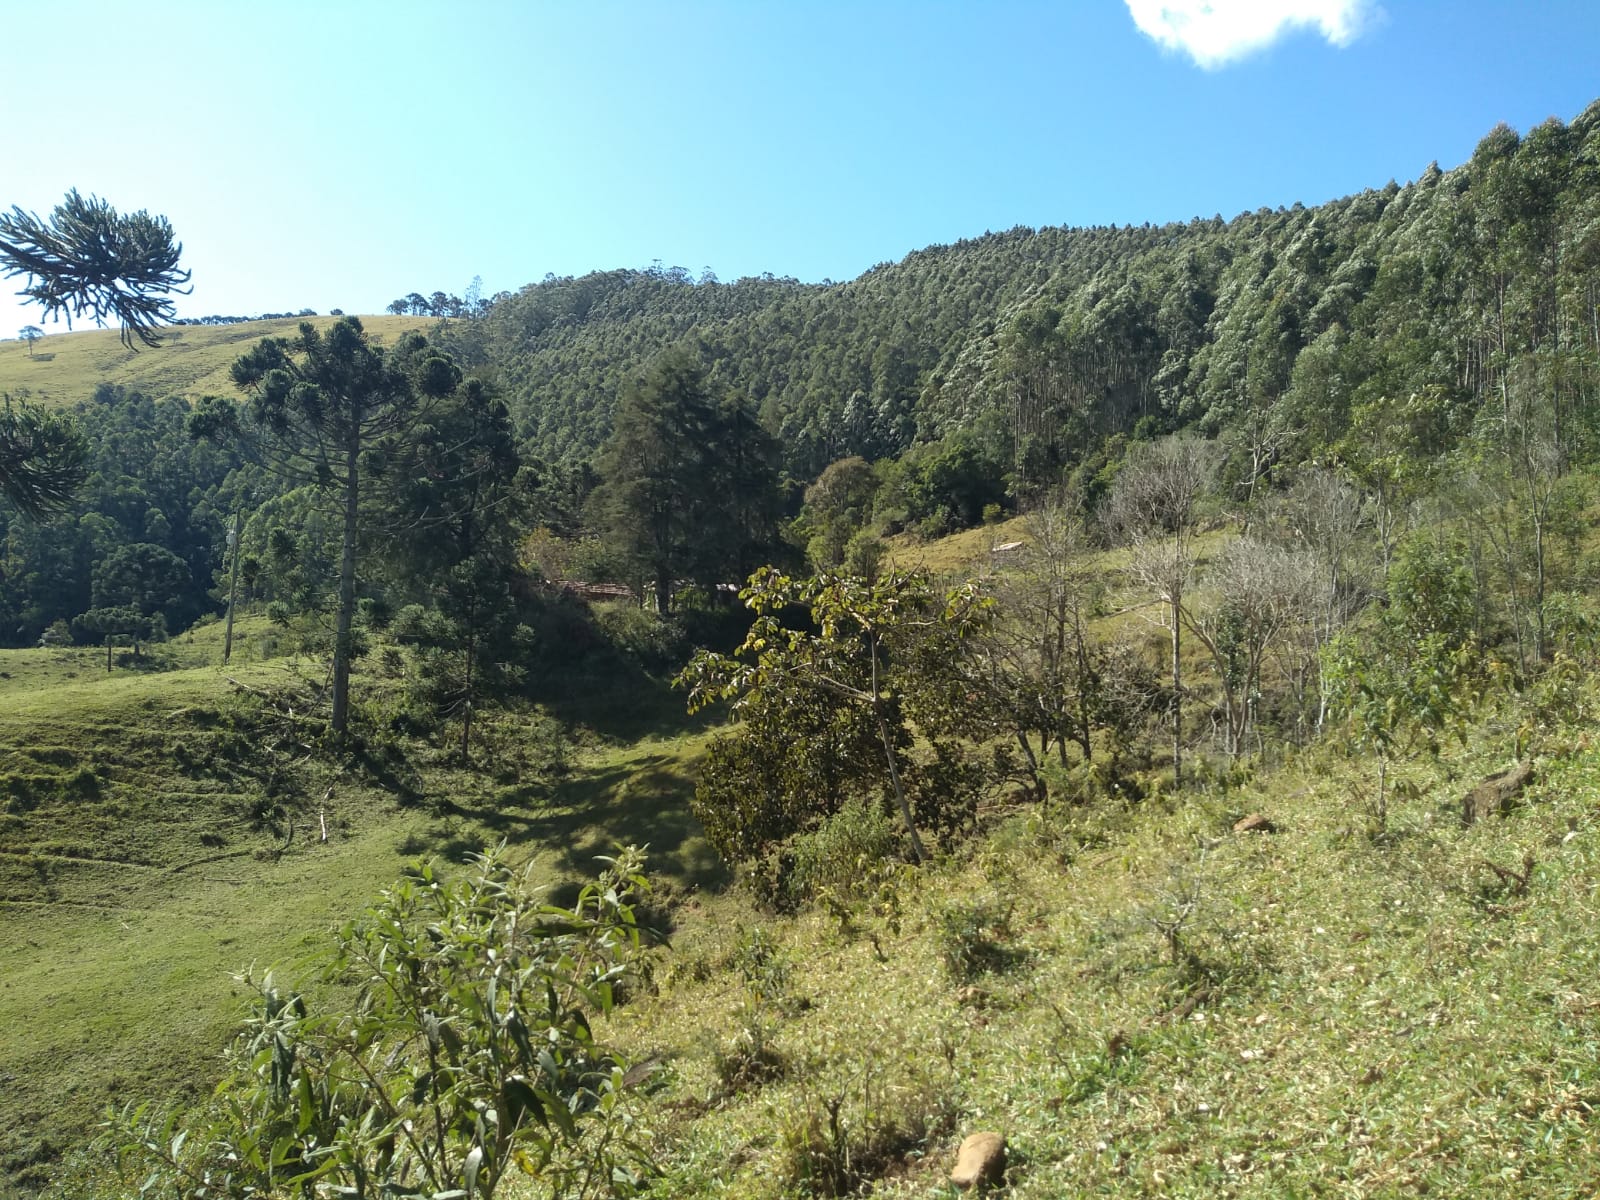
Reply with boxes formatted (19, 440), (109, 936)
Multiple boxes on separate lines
(5, 0), (1600, 343)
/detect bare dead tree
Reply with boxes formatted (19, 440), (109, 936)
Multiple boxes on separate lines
(969, 498), (1104, 788)
(1185, 537), (1322, 757)
(1265, 466), (1373, 733)
(1105, 434), (1221, 786)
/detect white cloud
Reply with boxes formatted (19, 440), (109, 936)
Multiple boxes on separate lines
(1125, 0), (1381, 69)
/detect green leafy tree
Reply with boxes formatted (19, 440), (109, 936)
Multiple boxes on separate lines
(1323, 530), (1477, 832)
(591, 350), (719, 612)
(109, 846), (654, 1200)
(591, 348), (778, 611)
(382, 379), (528, 759)
(704, 389), (782, 588)
(799, 455), (877, 571)
(1334, 387), (1457, 581)
(190, 318), (467, 735)
(18, 324), (41, 356)
(90, 540), (193, 629)
(680, 566), (991, 867)
(72, 604), (157, 664)
(0, 189), (190, 348)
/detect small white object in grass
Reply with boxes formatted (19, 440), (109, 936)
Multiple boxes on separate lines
(1197, 1101), (1211, 1114)
(1315, 926), (1325, 934)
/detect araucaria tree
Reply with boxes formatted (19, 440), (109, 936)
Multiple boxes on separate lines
(0, 393), (87, 520)
(0, 191), (187, 519)
(1, 189), (190, 348)
(383, 379), (526, 760)
(191, 318), (468, 735)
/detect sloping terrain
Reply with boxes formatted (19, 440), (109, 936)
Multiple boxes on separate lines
(0, 619), (717, 1196)
(609, 677), (1600, 1198)
(0, 315), (434, 409)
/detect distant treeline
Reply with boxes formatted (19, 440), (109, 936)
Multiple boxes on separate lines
(173, 308), (329, 326)
(385, 276), (511, 319)
(6, 102), (1600, 657)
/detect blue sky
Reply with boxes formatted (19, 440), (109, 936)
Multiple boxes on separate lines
(4, 1), (1600, 343)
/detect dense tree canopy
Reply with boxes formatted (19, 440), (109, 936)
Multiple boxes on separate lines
(416, 100), (1600, 515)
(589, 347), (779, 612)
(0, 396), (88, 521)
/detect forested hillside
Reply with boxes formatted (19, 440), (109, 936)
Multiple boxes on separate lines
(4, 104), (1598, 652)
(445, 100), (1600, 502)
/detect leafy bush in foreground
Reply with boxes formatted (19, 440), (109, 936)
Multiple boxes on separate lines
(107, 846), (653, 1199)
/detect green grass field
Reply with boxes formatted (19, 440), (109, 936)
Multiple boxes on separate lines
(608, 676), (1600, 1199)
(0, 617), (718, 1196)
(0, 315), (436, 409)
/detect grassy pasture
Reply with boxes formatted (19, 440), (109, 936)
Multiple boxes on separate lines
(0, 617), (717, 1196)
(611, 680), (1600, 1199)
(0, 315), (436, 409)
(15, 514), (1600, 1199)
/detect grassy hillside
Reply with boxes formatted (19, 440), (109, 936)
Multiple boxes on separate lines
(0, 617), (719, 1196)
(604, 672), (1600, 1199)
(0, 315), (435, 408)
(13, 512), (1600, 1199)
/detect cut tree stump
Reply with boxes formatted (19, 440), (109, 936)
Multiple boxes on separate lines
(1462, 761), (1534, 827)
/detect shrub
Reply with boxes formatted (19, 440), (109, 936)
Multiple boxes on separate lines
(936, 895), (1026, 982)
(107, 846), (655, 1199)
(710, 997), (788, 1097)
(776, 1071), (961, 1198)
(593, 600), (688, 672)
(785, 796), (901, 909)
(731, 925), (791, 1003)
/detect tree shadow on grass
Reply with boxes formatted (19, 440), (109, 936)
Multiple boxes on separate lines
(434, 748), (729, 897)
(531, 666), (714, 746)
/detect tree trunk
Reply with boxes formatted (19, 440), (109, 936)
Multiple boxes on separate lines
(331, 438), (360, 736)
(871, 638), (926, 862)
(460, 625), (476, 762)
(1170, 593), (1183, 787)
(223, 509), (243, 665)
(1014, 729), (1041, 787)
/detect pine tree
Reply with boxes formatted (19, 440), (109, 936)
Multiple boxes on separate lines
(191, 318), (466, 735)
